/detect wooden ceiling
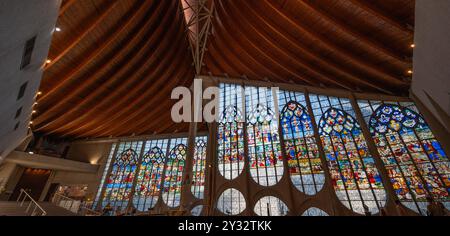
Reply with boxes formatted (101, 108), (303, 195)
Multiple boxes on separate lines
(34, 0), (415, 139)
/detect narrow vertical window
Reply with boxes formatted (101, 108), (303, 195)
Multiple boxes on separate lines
(17, 82), (28, 100)
(217, 84), (245, 180)
(21, 36), (37, 70)
(102, 142), (142, 211)
(162, 138), (187, 208)
(279, 90), (325, 195)
(93, 143), (116, 210)
(310, 94), (386, 214)
(192, 136), (208, 199)
(246, 87), (284, 186)
(133, 139), (169, 211)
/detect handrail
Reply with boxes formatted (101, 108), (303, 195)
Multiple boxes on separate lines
(52, 193), (101, 216)
(16, 189), (47, 216)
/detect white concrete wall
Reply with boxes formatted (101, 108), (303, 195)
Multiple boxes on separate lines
(412, 0), (450, 132)
(0, 0), (62, 163)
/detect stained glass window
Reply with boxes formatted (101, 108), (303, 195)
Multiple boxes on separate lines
(310, 94), (386, 214)
(254, 196), (289, 216)
(161, 138), (188, 208)
(191, 205), (203, 216)
(246, 86), (284, 186)
(102, 141), (142, 210)
(133, 139), (169, 211)
(217, 188), (246, 215)
(279, 90), (325, 195)
(218, 84), (245, 180)
(93, 143), (116, 210)
(192, 136), (208, 199)
(301, 207), (329, 216)
(358, 100), (450, 214)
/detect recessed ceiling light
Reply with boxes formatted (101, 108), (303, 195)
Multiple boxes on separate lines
(28, 151), (34, 155)
(410, 44), (415, 48)
(46, 59), (52, 64)
(408, 70), (413, 74)
(55, 27), (61, 32)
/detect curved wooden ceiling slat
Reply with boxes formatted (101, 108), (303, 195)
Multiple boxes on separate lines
(39, 0), (150, 99)
(45, 1), (119, 70)
(35, 0), (172, 130)
(35, 0), (414, 139)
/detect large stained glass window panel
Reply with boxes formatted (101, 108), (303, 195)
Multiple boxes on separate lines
(246, 86), (284, 186)
(192, 136), (208, 199)
(279, 90), (325, 195)
(162, 138), (188, 208)
(133, 139), (169, 211)
(93, 143), (116, 210)
(102, 141), (142, 211)
(310, 94), (386, 214)
(358, 100), (450, 214)
(218, 84), (245, 180)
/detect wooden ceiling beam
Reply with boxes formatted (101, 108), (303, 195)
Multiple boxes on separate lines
(40, 0), (152, 100)
(35, 1), (169, 126)
(215, 0), (315, 86)
(45, 1), (119, 70)
(59, 0), (77, 16)
(46, 3), (185, 135)
(347, 0), (414, 35)
(228, 0), (354, 90)
(114, 68), (194, 137)
(264, 1), (406, 87)
(91, 59), (193, 137)
(69, 22), (191, 136)
(299, 0), (409, 64)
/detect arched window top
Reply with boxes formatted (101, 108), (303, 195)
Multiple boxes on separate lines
(319, 108), (360, 136)
(247, 103), (275, 125)
(220, 105), (244, 124)
(281, 101), (309, 121)
(116, 149), (138, 166)
(169, 144), (187, 160)
(369, 104), (426, 135)
(143, 147), (165, 164)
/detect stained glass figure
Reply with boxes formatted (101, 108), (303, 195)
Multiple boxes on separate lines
(359, 101), (450, 214)
(218, 84), (245, 180)
(102, 142), (142, 211)
(246, 86), (284, 186)
(301, 207), (329, 216)
(133, 139), (169, 211)
(254, 196), (289, 216)
(311, 94), (386, 214)
(191, 136), (208, 199)
(279, 90), (325, 195)
(217, 188), (246, 215)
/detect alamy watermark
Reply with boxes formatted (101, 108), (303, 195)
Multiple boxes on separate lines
(171, 79), (280, 123)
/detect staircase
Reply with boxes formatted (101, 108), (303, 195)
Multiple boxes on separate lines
(0, 201), (77, 216)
